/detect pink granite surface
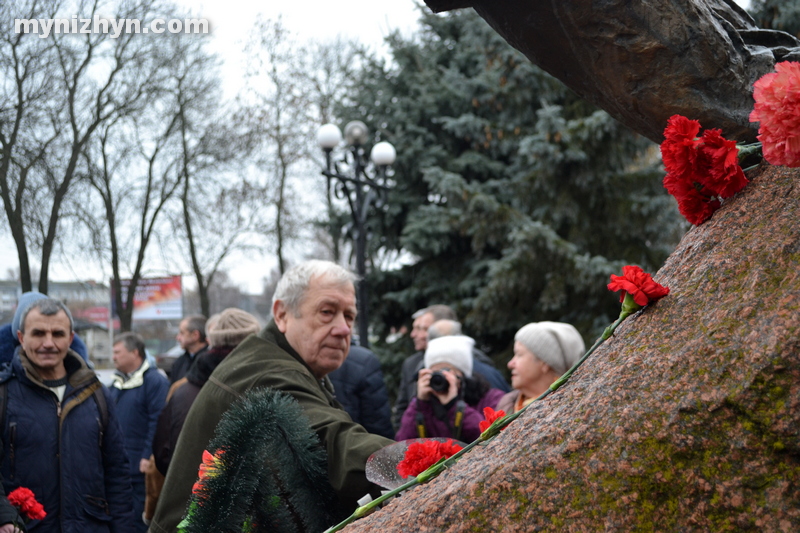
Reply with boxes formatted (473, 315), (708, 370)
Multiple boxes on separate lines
(345, 164), (800, 532)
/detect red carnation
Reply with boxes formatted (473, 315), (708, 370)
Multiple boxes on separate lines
(662, 172), (721, 226)
(698, 129), (749, 198)
(660, 115), (748, 225)
(661, 115), (703, 178)
(397, 439), (463, 479)
(607, 265), (670, 307)
(479, 407), (506, 433)
(750, 61), (800, 167)
(7, 487), (47, 522)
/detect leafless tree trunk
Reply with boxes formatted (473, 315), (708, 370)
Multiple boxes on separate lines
(0, 0), (171, 294)
(172, 38), (272, 316)
(85, 108), (183, 331)
(0, 0), (60, 291)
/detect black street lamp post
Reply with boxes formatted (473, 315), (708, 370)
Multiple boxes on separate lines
(317, 121), (396, 348)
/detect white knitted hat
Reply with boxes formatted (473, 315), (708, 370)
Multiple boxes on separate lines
(424, 335), (474, 377)
(514, 322), (585, 376)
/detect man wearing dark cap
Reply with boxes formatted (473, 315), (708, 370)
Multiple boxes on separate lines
(0, 298), (133, 532)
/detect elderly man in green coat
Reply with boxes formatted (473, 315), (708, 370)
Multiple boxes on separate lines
(148, 260), (394, 533)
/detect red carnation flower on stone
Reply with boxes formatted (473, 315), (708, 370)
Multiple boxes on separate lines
(397, 439), (463, 479)
(674, 187), (721, 226)
(750, 61), (800, 167)
(479, 407), (506, 434)
(661, 115), (702, 177)
(607, 265), (670, 307)
(660, 115), (748, 225)
(663, 171), (721, 226)
(698, 129), (749, 198)
(7, 487), (47, 522)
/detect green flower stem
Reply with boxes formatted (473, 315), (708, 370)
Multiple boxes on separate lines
(324, 304), (639, 533)
(483, 308), (631, 437)
(550, 314), (626, 392)
(322, 478), (415, 533)
(323, 439), (486, 533)
(737, 142), (762, 160)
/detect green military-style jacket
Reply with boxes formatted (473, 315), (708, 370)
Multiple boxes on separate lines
(149, 321), (394, 533)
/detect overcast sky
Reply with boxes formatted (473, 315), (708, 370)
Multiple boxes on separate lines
(176, 0), (423, 99)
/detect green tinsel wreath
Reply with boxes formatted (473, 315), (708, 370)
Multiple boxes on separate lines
(179, 388), (339, 533)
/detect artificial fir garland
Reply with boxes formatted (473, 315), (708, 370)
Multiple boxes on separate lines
(179, 388), (340, 533)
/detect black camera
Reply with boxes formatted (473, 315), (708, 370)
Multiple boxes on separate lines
(429, 371), (450, 393)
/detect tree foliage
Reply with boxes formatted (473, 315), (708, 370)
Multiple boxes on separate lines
(336, 11), (684, 362)
(749, 0), (800, 38)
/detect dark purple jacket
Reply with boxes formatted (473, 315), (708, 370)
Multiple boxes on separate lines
(395, 388), (505, 443)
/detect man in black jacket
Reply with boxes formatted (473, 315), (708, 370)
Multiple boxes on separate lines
(328, 345), (394, 438)
(169, 315), (208, 384)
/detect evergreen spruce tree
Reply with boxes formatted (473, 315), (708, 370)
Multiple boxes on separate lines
(335, 11), (683, 380)
(749, 0), (800, 38)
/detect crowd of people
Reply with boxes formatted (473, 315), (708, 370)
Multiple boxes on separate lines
(0, 260), (587, 533)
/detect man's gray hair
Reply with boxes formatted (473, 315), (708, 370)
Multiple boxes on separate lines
(113, 332), (146, 361)
(183, 315), (208, 342)
(422, 304), (457, 322)
(20, 298), (74, 332)
(427, 319), (462, 341)
(273, 260), (358, 316)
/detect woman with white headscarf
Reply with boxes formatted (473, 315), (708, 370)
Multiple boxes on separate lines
(497, 322), (585, 414)
(395, 335), (505, 442)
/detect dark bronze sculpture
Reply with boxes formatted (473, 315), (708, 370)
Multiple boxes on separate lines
(424, 0), (800, 143)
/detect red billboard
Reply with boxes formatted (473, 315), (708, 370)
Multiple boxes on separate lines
(112, 275), (183, 321)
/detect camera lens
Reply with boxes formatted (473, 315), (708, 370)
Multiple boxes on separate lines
(429, 371), (449, 393)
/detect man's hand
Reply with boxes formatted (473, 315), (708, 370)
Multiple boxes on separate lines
(140, 457), (151, 474)
(0, 522), (20, 533)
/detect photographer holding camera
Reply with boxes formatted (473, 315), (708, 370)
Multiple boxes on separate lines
(395, 336), (505, 442)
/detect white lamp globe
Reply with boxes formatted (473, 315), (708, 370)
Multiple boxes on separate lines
(317, 124), (342, 150)
(344, 121), (369, 146)
(370, 141), (396, 166)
